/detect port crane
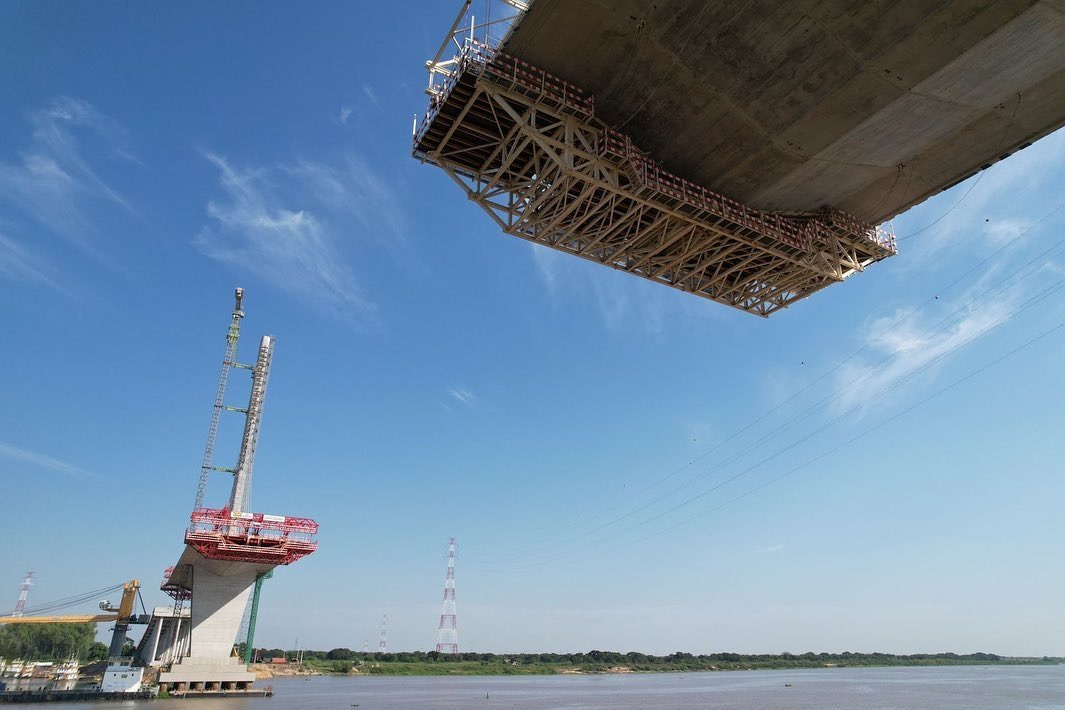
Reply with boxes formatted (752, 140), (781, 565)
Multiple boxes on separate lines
(0, 580), (148, 658)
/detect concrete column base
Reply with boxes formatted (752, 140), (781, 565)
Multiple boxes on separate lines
(159, 657), (256, 687)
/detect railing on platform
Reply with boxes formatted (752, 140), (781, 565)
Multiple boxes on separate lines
(599, 129), (812, 251)
(160, 566), (192, 601)
(417, 38), (595, 147)
(184, 508), (319, 565)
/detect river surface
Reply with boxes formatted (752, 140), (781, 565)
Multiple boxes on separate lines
(8, 665), (1065, 708)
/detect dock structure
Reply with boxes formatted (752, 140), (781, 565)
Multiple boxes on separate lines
(157, 290), (318, 693)
(414, 1), (1065, 315)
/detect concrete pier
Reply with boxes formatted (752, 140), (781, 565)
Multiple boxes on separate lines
(157, 549), (276, 690)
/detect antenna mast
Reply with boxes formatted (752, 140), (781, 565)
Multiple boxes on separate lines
(435, 538), (458, 655)
(12, 572), (33, 617)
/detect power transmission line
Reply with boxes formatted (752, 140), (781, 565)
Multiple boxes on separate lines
(563, 312), (1065, 566)
(492, 267), (1065, 571)
(488, 219), (1065, 568)
(494, 199), (1065, 562)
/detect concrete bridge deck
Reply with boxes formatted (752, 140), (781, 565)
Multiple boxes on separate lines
(502, 0), (1065, 224)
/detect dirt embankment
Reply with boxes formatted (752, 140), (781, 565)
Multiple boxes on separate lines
(558, 666), (634, 674)
(248, 663), (322, 679)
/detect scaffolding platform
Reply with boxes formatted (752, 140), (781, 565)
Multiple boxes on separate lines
(183, 508), (318, 566)
(414, 39), (896, 316)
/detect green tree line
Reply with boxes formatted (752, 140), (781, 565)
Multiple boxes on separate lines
(250, 647), (1062, 673)
(0, 623), (107, 662)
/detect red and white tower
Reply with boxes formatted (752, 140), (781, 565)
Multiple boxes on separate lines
(12, 572), (33, 617)
(435, 538), (458, 655)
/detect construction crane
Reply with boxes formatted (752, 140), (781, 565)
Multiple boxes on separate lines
(194, 288), (245, 511)
(0, 580), (146, 658)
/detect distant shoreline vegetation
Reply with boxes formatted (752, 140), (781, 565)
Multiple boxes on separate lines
(250, 649), (1065, 676)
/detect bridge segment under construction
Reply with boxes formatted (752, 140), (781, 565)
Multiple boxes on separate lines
(414, 0), (1065, 315)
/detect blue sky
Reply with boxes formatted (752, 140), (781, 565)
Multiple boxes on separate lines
(2, 1), (1064, 657)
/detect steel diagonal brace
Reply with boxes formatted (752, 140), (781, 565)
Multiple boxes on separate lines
(430, 86), (488, 154)
(626, 217), (711, 272)
(580, 201), (660, 258)
(535, 181), (601, 237)
(439, 165), (510, 231)
(717, 260), (794, 302)
(492, 87), (830, 279)
(615, 218), (697, 268)
(650, 226), (728, 280)
(700, 248), (772, 288)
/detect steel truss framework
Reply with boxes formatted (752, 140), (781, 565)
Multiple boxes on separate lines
(414, 41), (896, 316)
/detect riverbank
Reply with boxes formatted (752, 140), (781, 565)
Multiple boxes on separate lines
(249, 663), (322, 679)
(254, 653), (1063, 677)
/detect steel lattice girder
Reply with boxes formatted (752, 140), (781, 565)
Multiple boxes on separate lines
(415, 45), (895, 317)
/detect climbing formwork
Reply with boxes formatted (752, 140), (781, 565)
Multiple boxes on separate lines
(185, 508), (318, 565)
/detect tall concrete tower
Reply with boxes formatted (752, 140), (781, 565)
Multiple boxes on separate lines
(157, 289), (318, 694)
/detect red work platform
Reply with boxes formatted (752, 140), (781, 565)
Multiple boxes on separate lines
(183, 508), (319, 566)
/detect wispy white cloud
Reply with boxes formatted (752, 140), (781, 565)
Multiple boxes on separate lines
(335, 85), (381, 126)
(894, 129), (1065, 266)
(196, 153), (403, 318)
(532, 243), (665, 332)
(531, 244), (561, 300)
(0, 230), (58, 289)
(847, 130), (1065, 411)
(0, 97), (136, 288)
(0, 442), (98, 480)
(754, 544), (784, 555)
(0, 98), (133, 245)
(281, 156), (406, 245)
(448, 386), (476, 405)
(984, 217), (1033, 246)
(531, 242), (725, 333)
(834, 293), (1015, 413)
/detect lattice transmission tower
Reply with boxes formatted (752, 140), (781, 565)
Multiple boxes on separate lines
(435, 538), (458, 655)
(12, 572), (33, 617)
(378, 614), (388, 653)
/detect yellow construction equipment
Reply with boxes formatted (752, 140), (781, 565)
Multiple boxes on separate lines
(0, 580), (139, 625)
(0, 580), (144, 658)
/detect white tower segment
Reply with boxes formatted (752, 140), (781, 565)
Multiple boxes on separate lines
(228, 335), (274, 515)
